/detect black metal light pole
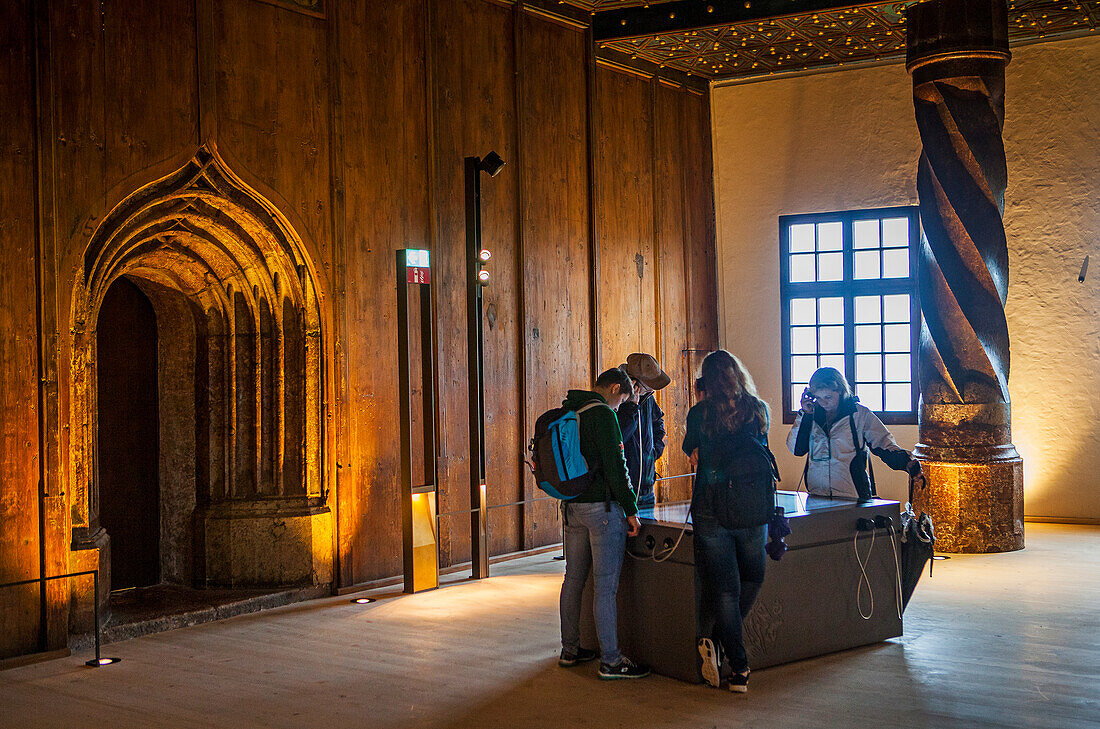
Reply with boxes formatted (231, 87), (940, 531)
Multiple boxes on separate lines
(464, 151), (504, 580)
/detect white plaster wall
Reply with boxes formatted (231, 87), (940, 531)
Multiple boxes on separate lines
(711, 34), (1100, 520)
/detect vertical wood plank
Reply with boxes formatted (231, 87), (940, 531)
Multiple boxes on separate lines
(683, 90), (718, 357)
(42, 0), (97, 646)
(593, 67), (657, 373)
(334, 0), (429, 584)
(429, 0), (521, 565)
(653, 83), (693, 500)
(517, 11), (592, 548)
(0, 0), (43, 659)
(102, 0), (199, 195)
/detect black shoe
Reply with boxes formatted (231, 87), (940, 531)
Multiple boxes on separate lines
(698, 638), (720, 688)
(729, 669), (750, 693)
(598, 657), (650, 680)
(558, 647), (598, 667)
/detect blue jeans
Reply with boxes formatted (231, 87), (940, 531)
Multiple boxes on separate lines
(693, 515), (767, 673)
(560, 501), (628, 665)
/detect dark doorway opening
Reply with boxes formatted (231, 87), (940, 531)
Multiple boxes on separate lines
(97, 276), (160, 590)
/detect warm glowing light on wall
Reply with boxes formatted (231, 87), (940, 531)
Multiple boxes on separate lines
(1010, 426), (1061, 507)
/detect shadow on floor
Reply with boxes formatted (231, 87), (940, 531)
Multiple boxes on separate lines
(89, 583), (330, 647)
(428, 641), (938, 729)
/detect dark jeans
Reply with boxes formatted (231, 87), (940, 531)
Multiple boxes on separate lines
(692, 514), (767, 673)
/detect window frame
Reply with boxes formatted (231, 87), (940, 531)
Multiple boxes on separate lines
(779, 206), (921, 426)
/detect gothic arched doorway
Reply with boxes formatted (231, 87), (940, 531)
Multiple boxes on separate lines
(69, 147), (333, 616)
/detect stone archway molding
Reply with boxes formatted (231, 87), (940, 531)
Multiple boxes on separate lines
(69, 144), (333, 592)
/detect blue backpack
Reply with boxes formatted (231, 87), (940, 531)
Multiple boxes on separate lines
(528, 402), (605, 500)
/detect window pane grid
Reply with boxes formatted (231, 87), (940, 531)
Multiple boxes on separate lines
(781, 207), (918, 422)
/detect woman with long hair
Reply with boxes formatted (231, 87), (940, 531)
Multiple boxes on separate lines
(682, 350), (771, 693)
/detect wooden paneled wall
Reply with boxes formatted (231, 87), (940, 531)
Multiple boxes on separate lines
(334, 4), (717, 580)
(335, 2), (716, 582)
(0, 0), (43, 658)
(0, 0), (717, 645)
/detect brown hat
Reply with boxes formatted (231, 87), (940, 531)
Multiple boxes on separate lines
(620, 352), (671, 391)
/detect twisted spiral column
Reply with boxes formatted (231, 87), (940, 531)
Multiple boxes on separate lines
(907, 0), (1023, 553)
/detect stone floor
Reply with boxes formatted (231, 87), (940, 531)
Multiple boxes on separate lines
(2, 522), (1097, 729)
(99, 584), (329, 646)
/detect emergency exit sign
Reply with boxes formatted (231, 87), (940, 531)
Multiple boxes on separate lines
(405, 249), (430, 284)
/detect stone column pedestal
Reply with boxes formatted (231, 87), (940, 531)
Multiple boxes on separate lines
(913, 401), (1023, 552)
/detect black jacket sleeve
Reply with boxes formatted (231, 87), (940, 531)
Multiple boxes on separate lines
(682, 405), (703, 457)
(870, 445), (913, 471)
(792, 413), (813, 456)
(617, 401), (640, 443)
(651, 398), (666, 460)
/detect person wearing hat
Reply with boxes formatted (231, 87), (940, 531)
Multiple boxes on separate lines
(617, 353), (671, 509)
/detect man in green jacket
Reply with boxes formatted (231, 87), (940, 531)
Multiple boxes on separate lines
(558, 367), (650, 680)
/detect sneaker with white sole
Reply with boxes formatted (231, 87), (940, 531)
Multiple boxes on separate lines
(729, 669), (750, 693)
(698, 638), (720, 688)
(597, 657), (650, 680)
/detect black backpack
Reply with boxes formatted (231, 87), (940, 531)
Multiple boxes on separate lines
(698, 427), (781, 530)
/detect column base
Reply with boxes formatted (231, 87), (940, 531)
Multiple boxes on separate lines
(910, 451), (1024, 553)
(196, 499), (333, 588)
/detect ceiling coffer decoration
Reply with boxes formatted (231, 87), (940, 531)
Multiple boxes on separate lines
(569, 1), (1099, 81)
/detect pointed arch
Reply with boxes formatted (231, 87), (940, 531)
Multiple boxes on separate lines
(68, 146), (327, 550)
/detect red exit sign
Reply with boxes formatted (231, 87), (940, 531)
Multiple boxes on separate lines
(404, 249), (430, 285)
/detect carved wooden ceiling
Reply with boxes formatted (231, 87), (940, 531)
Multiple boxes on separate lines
(562, 1), (1100, 81)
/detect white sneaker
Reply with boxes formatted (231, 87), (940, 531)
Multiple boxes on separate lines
(698, 638), (720, 688)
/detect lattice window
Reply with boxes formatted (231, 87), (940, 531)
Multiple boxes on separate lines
(780, 207), (920, 424)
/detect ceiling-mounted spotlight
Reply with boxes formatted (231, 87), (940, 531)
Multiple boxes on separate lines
(478, 151), (506, 177)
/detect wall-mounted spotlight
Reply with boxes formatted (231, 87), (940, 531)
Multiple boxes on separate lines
(478, 151), (506, 177)
(477, 249), (492, 286)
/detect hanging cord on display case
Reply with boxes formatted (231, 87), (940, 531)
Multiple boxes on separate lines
(854, 526), (876, 620)
(853, 515), (905, 621)
(888, 524), (904, 620)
